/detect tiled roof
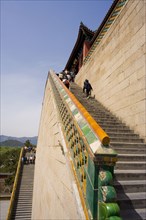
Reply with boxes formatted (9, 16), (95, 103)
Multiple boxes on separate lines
(64, 0), (128, 70)
(64, 22), (95, 71)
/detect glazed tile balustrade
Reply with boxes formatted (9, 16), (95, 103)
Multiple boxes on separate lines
(50, 71), (121, 220)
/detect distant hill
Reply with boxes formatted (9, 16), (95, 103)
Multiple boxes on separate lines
(0, 135), (37, 145)
(0, 139), (24, 147)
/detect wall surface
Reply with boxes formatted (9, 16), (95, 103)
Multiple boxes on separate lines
(32, 75), (84, 219)
(76, 0), (146, 141)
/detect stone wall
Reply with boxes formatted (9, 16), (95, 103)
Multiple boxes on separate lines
(32, 74), (84, 219)
(76, 0), (146, 141)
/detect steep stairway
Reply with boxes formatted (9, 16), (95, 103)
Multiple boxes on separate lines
(11, 153), (35, 220)
(70, 82), (146, 220)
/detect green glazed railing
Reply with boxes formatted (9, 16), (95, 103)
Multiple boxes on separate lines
(49, 70), (121, 220)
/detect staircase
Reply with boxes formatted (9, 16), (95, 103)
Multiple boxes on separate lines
(70, 82), (146, 220)
(11, 153), (34, 220)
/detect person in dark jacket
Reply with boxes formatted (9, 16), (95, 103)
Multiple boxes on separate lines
(83, 79), (88, 93)
(83, 79), (93, 98)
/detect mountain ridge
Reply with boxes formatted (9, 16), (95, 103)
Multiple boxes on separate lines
(0, 135), (37, 145)
(0, 139), (24, 147)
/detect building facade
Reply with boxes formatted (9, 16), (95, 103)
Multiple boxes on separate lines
(65, 0), (146, 141)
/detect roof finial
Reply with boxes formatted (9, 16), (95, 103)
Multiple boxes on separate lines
(80, 21), (84, 26)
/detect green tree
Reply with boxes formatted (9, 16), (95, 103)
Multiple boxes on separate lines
(24, 139), (36, 148)
(24, 139), (31, 147)
(0, 147), (21, 188)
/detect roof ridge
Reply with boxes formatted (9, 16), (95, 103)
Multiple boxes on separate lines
(80, 21), (95, 34)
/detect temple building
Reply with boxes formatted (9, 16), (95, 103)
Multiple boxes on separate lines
(64, 22), (95, 74)
(65, 0), (146, 142)
(65, 0), (124, 75)
(7, 1), (145, 220)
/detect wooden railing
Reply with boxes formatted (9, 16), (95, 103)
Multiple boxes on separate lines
(6, 147), (24, 220)
(49, 70), (121, 220)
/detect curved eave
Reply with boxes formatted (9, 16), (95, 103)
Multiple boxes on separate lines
(64, 0), (119, 71)
(64, 24), (94, 71)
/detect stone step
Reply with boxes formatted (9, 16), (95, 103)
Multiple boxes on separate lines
(14, 208), (32, 211)
(91, 115), (119, 121)
(15, 196), (32, 200)
(20, 182), (33, 185)
(12, 209), (32, 213)
(69, 83), (146, 219)
(19, 188), (33, 191)
(13, 213), (31, 217)
(20, 177), (34, 180)
(114, 180), (146, 193)
(21, 174), (34, 177)
(112, 147), (146, 154)
(11, 162), (34, 219)
(110, 136), (144, 143)
(22, 170), (34, 173)
(21, 177), (34, 179)
(18, 192), (33, 195)
(105, 128), (135, 133)
(20, 180), (33, 182)
(16, 188), (33, 192)
(93, 114), (120, 120)
(16, 196), (33, 200)
(20, 178), (33, 181)
(102, 124), (134, 130)
(110, 142), (146, 148)
(22, 168), (34, 171)
(117, 192), (146, 209)
(116, 161), (146, 170)
(19, 188), (33, 192)
(98, 121), (128, 127)
(117, 154), (146, 161)
(115, 170), (146, 181)
(22, 167), (34, 170)
(107, 132), (140, 138)
(120, 208), (146, 220)
(14, 205), (32, 210)
(12, 217), (31, 220)
(12, 214), (31, 219)
(18, 192), (33, 196)
(19, 186), (33, 189)
(16, 201), (32, 205)
(92, 117), (122, 124)
(19, 187), (33, 190)
(14, 206), (32, 210)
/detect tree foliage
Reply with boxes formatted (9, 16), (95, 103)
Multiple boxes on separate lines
(0, 147), (21, 187)
(24, 139), (36, 148)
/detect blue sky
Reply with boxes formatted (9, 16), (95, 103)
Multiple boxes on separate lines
(1, 0), (113, 137)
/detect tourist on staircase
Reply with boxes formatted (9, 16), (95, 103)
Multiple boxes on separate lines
(83, 79), (93, 98)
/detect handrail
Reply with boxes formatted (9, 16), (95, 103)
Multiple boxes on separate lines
(52, 72), (114, 156)
(49, 70), (120, 219)
(52, 71), (110, 147)
(6, 147), (24, 220)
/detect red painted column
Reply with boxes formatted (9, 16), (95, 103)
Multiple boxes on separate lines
(83, 41), (90, 59)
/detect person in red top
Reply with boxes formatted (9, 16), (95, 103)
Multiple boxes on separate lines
(63, 77), (70, 89)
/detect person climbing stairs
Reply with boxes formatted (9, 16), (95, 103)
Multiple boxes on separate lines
(70, 82), (146, 220)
